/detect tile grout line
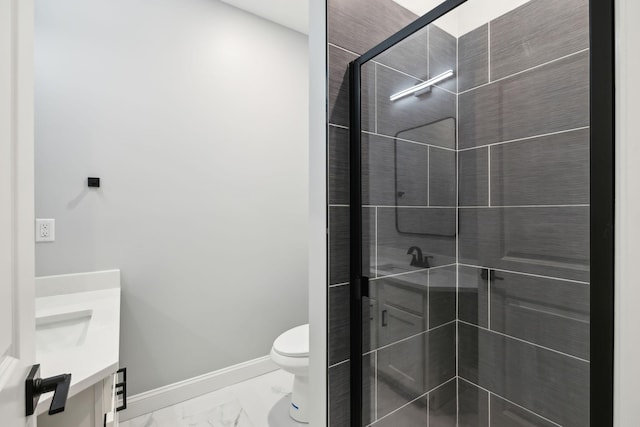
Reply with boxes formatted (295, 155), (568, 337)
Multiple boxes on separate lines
(458, 126), (591, 152)
(427, 146), (431, 206)
(364, 319), (457, 356)
(329, 282), (349, 288)
(365, 205), (455, 209)
(488, 390), (491, 427)
(328, 42), (359, 57)
(333, 203), (590, 208)
(374, 63), (378, 134)
(457, 262), (590, 285)
(374, 350), (378, 422)
(329, 123), (349, 130)
(370, 263), (457, 281)
(427, 385), (430, 427)
(366, 376), (457, 427)
(328, 358), (349, 369)
(455, 26), (460, 427)
(459, 377), (562, 427)
(487, 146), (491, 206)
(458, 47), (590, 95)
(362, 130), (457, 152)
(374, 207), (378, 278)
(456, 27), (461, 427)
(458, 204), (590, 208)
(458, 320), (590, 363)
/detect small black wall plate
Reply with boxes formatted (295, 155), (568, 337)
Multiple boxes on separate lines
(88, 177), (100, 188)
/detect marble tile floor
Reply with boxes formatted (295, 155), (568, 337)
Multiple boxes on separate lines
(119, 369), (306, 427)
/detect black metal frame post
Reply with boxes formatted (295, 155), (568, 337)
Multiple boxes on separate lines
(348, 59), (363, 427)
(347, 0), (615, 426)
(589, 0), (615, 425)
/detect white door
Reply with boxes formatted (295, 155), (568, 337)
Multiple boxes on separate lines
(0, 0), (36, 425)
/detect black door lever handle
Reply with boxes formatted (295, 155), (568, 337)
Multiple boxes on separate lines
(25, 364), (72, 416)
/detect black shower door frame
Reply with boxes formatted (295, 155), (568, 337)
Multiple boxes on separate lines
(347, 0), (614, 426)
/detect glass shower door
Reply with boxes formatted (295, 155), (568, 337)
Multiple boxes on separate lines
(348, 0), (612, 425)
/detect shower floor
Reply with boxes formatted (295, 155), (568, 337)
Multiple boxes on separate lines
(119, 369), (304, 427)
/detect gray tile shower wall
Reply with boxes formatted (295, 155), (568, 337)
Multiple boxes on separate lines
(458, 323), (589, 427)
(327, 0), (461, 424)
(458, 50), (589, 149)
(456, 0), (591, 426)
(328, 0), (590, 425)
(489, 0), (589, 81)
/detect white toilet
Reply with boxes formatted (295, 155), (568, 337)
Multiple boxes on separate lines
(270, 324), (309, 423)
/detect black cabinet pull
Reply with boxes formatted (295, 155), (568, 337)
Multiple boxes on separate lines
(25, 364), (72, 416)
(382, 309), (388, 327)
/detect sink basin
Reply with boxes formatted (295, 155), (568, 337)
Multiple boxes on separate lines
(36, 309), (93, 354)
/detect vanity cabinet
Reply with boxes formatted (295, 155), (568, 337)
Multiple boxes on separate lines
(375, 276), (428, 397)
(38, 372), (120, 427)
(35, 270), (122, 427)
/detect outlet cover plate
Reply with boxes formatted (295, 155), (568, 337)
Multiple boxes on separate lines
(35, 218), (55, 242)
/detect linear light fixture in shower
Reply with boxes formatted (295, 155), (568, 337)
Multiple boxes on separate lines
(389, 69), (454, 101)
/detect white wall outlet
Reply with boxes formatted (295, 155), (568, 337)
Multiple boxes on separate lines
(35, 218), (55, 242)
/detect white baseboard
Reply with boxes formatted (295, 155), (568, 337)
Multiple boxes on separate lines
(118, 356), (278, 421)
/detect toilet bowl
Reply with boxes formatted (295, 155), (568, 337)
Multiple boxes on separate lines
(270, 324), (309, 423)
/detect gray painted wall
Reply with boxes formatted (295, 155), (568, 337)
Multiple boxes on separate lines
(35, 0), (309, 395)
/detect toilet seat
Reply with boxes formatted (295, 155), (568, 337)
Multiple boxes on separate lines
(272, 324), (309, 358)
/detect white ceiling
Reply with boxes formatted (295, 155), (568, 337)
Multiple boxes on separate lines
(220, 0), (309, 35)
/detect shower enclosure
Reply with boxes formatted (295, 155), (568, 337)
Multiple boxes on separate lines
(347, 0), (613, 425)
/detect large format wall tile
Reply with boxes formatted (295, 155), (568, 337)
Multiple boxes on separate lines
(329, 125), (349, 205)
(459, 51), (589, 149)
(458, 206), (589, 282)
(429, 265), (456, 328)
(458, 24), (489, 92)
(377, 323), (455, 418)
(490, 393), (558, 427)
(377, 64), (456, 148)
(490, 0), (589, 81)
(458, 265), (489, 328)
(459, 147), (489, 206)
(428, 378), (457, 426)
(490, 128), (589, 206)
(459, 323), (589, 427)
(329, 357), (375, 427)
(329, 285), (350, 365)
(328, 0), (417, 56)
(376, 29), (428, 80)
(458, 379), (489, 427)
(329, 46), (357, 127)
(428, 25), (457, 93)
(429, 147), (456, 207)
(491, 270), (589, 360)
(377, 207), (456, 275)
(373, 397), (427, 426)
(361, 61), (376, 132)
(363, 133), (429, 206)
(329, 361), (350, 427)
(370, 271), (428, 350)
(329, 206), (350, 285)
(331, 206), (374, 284)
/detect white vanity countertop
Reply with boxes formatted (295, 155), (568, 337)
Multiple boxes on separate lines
(35, 270), (121, 415)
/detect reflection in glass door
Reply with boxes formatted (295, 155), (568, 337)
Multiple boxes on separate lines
(348, 0), (614, 426)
